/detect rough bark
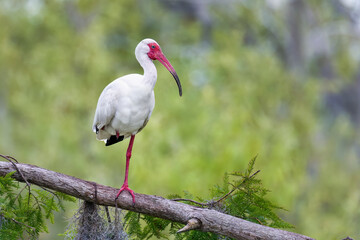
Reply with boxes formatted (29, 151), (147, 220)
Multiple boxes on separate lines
(0, 161), (314, 240)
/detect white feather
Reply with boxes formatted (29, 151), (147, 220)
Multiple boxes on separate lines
(93, 73), (155, 141)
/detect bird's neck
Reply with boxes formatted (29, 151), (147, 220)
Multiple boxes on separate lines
(137, 54), (157, 89)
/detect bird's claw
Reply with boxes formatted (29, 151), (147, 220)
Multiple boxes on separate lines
(115, 184), (136, 204)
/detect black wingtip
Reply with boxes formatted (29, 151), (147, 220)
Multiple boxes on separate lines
(105, 135), (125, 146)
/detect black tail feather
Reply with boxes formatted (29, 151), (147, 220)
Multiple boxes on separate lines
(105, 135), (125, 146)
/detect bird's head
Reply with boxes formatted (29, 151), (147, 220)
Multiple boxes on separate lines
(137, 38), (182, 97)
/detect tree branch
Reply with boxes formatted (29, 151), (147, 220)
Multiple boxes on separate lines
(0, 160), (314, 240)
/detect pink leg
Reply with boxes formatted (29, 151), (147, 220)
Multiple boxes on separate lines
(115, 135), (136, 203)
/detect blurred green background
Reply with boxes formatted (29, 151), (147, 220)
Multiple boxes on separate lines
(1, 0), (360, 239)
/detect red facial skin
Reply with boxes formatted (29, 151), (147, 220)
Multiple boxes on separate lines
(147, 43), (182, 96)
(147, 43), (161, 60)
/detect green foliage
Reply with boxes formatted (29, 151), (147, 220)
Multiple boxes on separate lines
(125, 212), (176, 239)
(124, 157), (291, 239)
(0, 172), (76, 240)
(210, 157), (293, 229)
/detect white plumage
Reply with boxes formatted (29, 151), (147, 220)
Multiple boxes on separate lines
(92, 73), (155, 141)
(92, 38), (182, 203)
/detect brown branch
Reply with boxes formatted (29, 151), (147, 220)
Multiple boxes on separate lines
(0, 160), (314, 240)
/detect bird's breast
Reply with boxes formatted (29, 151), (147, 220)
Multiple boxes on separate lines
(111, 87), (155, 135)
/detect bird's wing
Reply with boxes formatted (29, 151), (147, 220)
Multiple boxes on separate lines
(92, 74), (143, 137)
(92, 92), (115, 133)
(92, 80), (124, 133)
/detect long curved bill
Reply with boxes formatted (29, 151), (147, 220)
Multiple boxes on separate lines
(157, 53), (182, 97)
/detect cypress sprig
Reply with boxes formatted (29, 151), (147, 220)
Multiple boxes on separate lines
(0, 171), (76, 240)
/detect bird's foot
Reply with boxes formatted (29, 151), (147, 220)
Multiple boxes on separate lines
(115, 184), (135, 204)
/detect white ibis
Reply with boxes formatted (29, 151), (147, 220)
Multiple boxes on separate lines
(92, 38), (182, 203)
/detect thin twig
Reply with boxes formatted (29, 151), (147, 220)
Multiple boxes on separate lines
(30, 192), (41, 210)
(214, 170), (261, 204)
(114, 199), (119, 225)
(171, 198), (208, 207)
(172, 170), (261, 207)
(0, 212), (36, 232)
(248, 169), (261, 179)
(4, 155), (18, 163)
(105, 206), (111, 223)
(38, 185), (62, 202)
(0, 154), (31, 187)
(255, 217), (264, 225)
(14, 184), (29, 202)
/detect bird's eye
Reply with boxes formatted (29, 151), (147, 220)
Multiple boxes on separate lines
(151, 45), (156, 49)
